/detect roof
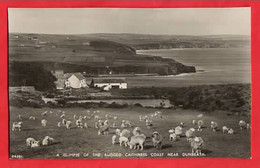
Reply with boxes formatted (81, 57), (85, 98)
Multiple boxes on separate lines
(92, 77), (126, 84)
(69, 73), (85, 80)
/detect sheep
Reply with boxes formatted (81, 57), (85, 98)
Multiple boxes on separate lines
(125, 120), (132, 127)
(190, 137), (204, 154)
(60, 114), (65, 119)
(239, 120), (246, 130)
(62, 119), (67, 125)
(95, 120), (104, 129)
(197, 114), (203, 118)
(73, 114), (77, 120)
(185, 128), (196, 141)
(175, 126), (183, 138)
(133, 127), (141, 136)
(83, 116), (87, 120)
(112, 135), (118, 145)
(210, 121), (218, 132)
(145, 120), (153, 129)
(120, 129), (131, 138)
(12, 121), (23, 131)
(169, 129), (177, 141)
(192, 120), (196, 125)
(180, 122), (184, 128)
(41, 111), (48, 116)
(113, 116), (118, 120)
(66, 121), (72, 129)
(84, 122), (88, 128)
(42, 136), (55, 146)
(29, 116), (36, 120)
(98, 124), (109, 135)
(151, 131), (163, 149)
(228, 128), (234, 134)
(115, 129), (121, 136)
(154, 111), (163, 118)
(18, 114), (23, 120)
(222, 126), (229, 133)
(197, 120), (204, 131)
(104, 120), (109, 126)
(139, 115), (145, 122)
(26, 137), (40, 148)
(128, 135), (146, 150)
(76, 119), (83, 128)
(94, 115), (100, 120)
(41, 119), (47, 127)
(119, 136), (129, 147)
(57, 122), (61, 127)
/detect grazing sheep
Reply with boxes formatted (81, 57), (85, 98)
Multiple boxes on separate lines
(120, 129), (131, 138)
(133, 127), (141, 136)
(222, 126), (229, 133)
(76, 119), (83, 128)
(66, 121), (72, 129)
(190, 137), (204, 154)
(197, 120), (204, 131)
(41, 119), (47, 127)
(128, 135), (146, 150)
(83, 116), (87, 120)
(104, 120), (109, 126)
(112, 135), (118, 145)
(119, 136), (129, 147)
(113, 116), (118, 120)
(98, 124), (109, 135)
(239, 120), (246, 130)
(26, 137), (40, 148)
(169, 129), (177, 141)
(139, 115), (145, 122)
(42, 111), (48, 116)
(12, 121), (23, 131)
(185, 128), (196, 141)
(228, 128), (234, 134)
(62, 119), (67, 125)
(73, 114), (77, 120)
(95, 120), (104, 129)
(145, 120), (153, 129)
(152, 131), (163, 149)
(154, 111), (163, 118)
(210, 121), (218, 132)
(192, 120), (196, 125)
(57, 122), (61, 127)
(175, 126), (183, 138)
(42, 136), (55, 146)
(84, 122), (88, 128)
(29, 116), (36, 120)
(94, 115), (100, 120)
(60, 114), (65, 119)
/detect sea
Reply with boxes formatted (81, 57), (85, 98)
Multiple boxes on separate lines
(126, 47), (251, 88)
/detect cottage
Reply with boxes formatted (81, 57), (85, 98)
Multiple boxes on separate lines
(91, 78), (127, 91)
(65, 73), (88, 89)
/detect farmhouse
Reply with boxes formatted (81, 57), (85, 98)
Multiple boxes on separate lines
(90, 78), (127, 91)
(65, 73), (88, 89)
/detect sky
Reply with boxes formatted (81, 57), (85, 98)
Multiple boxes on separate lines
(8, 8), (250, 35)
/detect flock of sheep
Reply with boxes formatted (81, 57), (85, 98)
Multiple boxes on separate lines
(12, 109), (250, 155)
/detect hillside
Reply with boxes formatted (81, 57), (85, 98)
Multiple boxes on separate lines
(9, 33), (195, 75)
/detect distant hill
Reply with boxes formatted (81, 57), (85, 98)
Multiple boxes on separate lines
(9, 33), (196, 76)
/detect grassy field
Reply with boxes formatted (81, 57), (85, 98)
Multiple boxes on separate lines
(9, 106), (250, 159)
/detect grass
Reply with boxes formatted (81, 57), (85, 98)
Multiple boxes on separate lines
(9, 106), (250, 159)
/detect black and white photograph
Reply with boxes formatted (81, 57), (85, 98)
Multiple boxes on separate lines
(8, 8), (251, 159)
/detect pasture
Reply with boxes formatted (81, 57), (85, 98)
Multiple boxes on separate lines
(9, 106), (251, 159)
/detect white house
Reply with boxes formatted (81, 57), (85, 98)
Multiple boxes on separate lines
(65, 73), (88, 89)
(91, 78), (127, 91)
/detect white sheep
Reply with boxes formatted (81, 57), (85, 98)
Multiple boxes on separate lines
(18, 114), (23, 120)
(113, 116), (118, 120)
(104, 120), (109, 126)
(120, 129), (131, 138)
(210, 121), (218, 132)
(73, 114), (77, 120)
(76, 119), (83, 128)
(185, 128), (196, 141)
(222, 126), (229, 133)
(119, 136), (129, 147)
(57, 122), (61, 127)
(12, 121), (23, 131)
(112, 123), (117, 128)
(26, 137), (40, 148)
(84, 122), (88, 128)
(66, 121), (72, 129)
(228, 128), (234, 134)
(169, 132), (177, 141)
(41, 119), (47, 127)
(128, 135), (146, 150)
(152, 131), (163, 149)
(42, 111), (48, 116)
(175, 126), (183, 138)
(98, 124), (109, 135)
(112, 135), (118, 145)
(29, 116), (36, 120)
(197, 120), (204, 131)
(60, 114), (65, 119)
(239, 120), (246, 129)
(180, 122), (184, 128)
(42, 136), (55, 146)
(192, 120), (196, 125)
(133, 127), (141, 136)
(62, 119), (67, 125)
(197, 114), (203, 118)
(190, 137), (204, 154)
(145, 120), (153, 129)
(115, 129), (121, 136)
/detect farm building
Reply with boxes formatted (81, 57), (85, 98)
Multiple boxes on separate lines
(65, 73), (88, 89)
(90, 78), (127, 91)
